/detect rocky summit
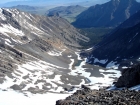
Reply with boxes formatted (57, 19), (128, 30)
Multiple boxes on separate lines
(56, 64), (140, 105)
(72, 0), (140, 28)
(115, 64), (140, 88)
(56, 88), (140, 105)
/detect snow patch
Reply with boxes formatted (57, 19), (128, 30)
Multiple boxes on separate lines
(69, 57), (121, 87)
(0, 24), (24, 36)
(122, 66), (128, 69)
(86, 47), (93, 51)
(0, 9), (6, 20)
(129, 32), (139, 42)
(48, 49), (65, 56)
(0, 60), (66, 92)
(129, 84), (140, 91)
(0, 90), (70, 105)
(106, 61), (119, 69)
(94, 58), (108, 64)
(108, 84), (140, 91)
(68, 55), (72, 58)
(69, 59), (75, 71)
(75, 52), (82, 60)
(25, 22), (44, 34)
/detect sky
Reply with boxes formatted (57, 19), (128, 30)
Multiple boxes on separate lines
(0, 0), (140, 6)
(0, 0), (111, 7)
(0, 0), (109, 4)
(0, 0), (27, 4)
(0, 0), (140, 3)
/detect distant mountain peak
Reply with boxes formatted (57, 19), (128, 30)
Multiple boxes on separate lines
(72, 0), (140, 28)
(111, 0), (120, 3)
(111, 0), (137, 5)
(111, 0), (136, 2)
(110, 0), (138, 9)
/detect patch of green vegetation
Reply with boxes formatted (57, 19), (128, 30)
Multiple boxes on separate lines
(63, 15), (77, 23)
(47, 5), (87, 23)
(61, 12), (82, 23)
(78, 27), (113, 48)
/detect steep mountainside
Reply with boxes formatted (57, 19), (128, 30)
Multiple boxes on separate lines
(72, 0), (140, 28)
(47, 5), (87, 23)
(118, 10), (140, 28)
(0, 8), (89, 93)
(86, 10), (140, 68)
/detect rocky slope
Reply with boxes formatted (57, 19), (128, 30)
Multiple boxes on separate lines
(56, 88), (140, 105)
(117, 9), (140, 28)
(72, 0), (140, 28)
(0, 9), (122, 101)
(0, 8), (90, 93)
(56, 64), (140, 105)
(86, 9), (140, 68)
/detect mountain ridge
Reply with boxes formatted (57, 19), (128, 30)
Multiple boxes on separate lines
(72, 0), (140, 28)
(86, 9), (140, 68)
(0, 8), (89, 93)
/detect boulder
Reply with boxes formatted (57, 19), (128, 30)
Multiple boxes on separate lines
(115, 64), (140, 88)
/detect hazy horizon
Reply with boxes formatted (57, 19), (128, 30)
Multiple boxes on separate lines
(0, 0), (140, 4)
(0, 0), (107, 4)
(0, 0), (140, 8)
(0, 0), (111, 7)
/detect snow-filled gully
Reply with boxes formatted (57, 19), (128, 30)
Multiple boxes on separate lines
(0, 52), (122, 105)
(69, 52), (121, 89)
